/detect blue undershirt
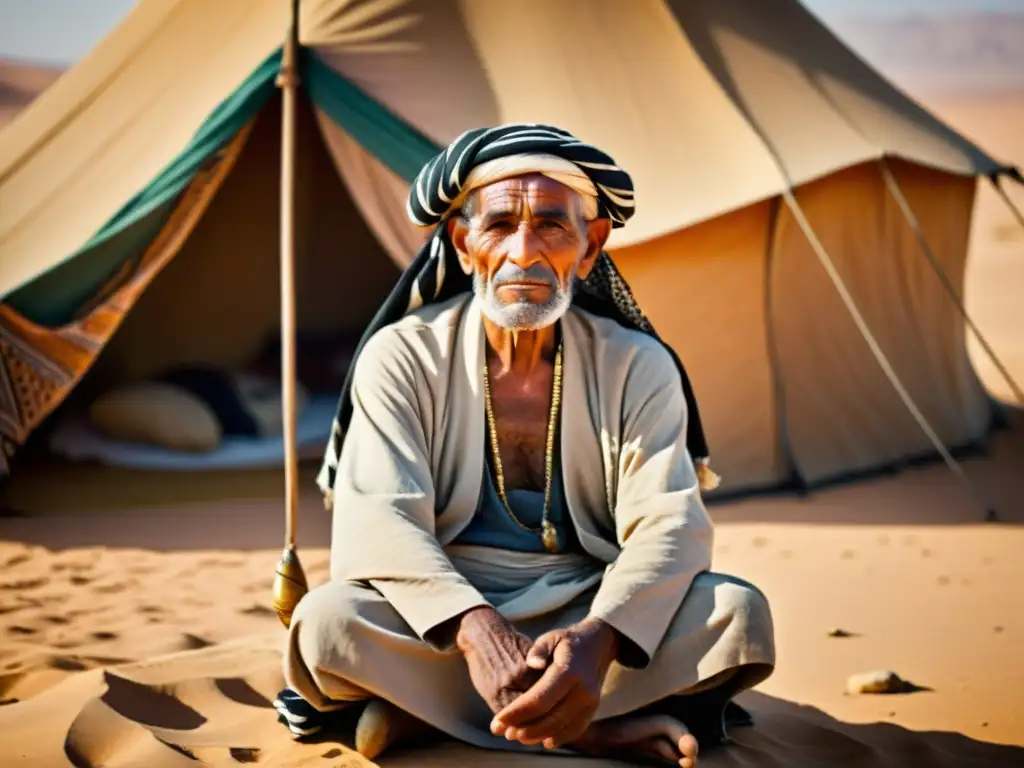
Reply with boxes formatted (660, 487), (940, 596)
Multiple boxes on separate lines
(455, 443), (579, 553)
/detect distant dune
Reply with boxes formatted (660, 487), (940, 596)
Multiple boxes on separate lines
(827, 12), (1024, 91)
(0, 59), (63, 129)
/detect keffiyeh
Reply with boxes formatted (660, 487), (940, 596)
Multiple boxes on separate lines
(317, 124), (717, 503)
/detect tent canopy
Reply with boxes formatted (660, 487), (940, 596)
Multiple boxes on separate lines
(0, 0), (1013, 493)
(0, 0), (1011, 323)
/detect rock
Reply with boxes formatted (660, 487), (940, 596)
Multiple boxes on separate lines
(846, 670), (911, 695)
(828, 628), (853, 638)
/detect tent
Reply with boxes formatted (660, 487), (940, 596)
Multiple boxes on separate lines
(0, 0), (1018, 497)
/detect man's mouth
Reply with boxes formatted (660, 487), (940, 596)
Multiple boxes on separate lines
(495, 281), (550, 289)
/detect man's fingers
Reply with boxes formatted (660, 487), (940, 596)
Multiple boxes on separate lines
(522, 692), (595, 748)
(526, 632), (559, 671)
(504, 689), (584, 745)
(492, 656), (574, 729)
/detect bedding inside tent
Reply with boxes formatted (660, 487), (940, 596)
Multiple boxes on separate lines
(44, 90), (403, 470)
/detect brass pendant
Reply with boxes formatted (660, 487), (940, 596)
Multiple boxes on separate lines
(542, 520), (560, 554)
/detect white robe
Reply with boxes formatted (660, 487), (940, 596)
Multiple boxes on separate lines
(284, 294), (775, 751)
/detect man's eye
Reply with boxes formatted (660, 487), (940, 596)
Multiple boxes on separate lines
(538, 220), (565, 230)
(485, 220), (512, 232)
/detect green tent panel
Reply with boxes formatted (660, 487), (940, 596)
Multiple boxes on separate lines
(5, 49), (438, 328)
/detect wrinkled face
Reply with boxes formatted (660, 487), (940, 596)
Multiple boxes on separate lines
(448, 174), (611, 331)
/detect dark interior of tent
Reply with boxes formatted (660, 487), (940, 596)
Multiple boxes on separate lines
(23, 92), (403, 473)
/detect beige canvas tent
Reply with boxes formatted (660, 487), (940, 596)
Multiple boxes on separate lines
(0, 0), (1017, 497)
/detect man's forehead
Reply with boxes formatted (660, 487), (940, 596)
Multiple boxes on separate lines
(473, 174), (578, 211)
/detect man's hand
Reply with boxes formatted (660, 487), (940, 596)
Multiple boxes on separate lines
(490, 617), (620, 750)
(454, 606), (541, 714)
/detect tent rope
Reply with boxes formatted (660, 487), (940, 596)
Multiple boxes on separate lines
(992, 176), (1024, 233)
(781, 188), (998, 522)
(879, 160), (1024, 407)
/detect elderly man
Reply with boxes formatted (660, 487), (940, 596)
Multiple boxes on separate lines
(275, 125), (775, 767)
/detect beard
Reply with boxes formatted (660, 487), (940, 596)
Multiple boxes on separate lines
(474, 261), (574, 331)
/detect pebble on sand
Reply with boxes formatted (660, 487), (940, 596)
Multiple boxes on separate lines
(828, 628), (854, 638)
(846, 670), (915, 695)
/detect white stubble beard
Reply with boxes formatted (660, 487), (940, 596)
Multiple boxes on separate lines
(473, 271), (575, 332)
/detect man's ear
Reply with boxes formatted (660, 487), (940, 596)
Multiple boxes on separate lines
(447, 216), (473, 275)
(576, 217), (612, 280)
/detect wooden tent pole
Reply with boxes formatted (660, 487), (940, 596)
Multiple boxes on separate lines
(272, 0), (309, 628)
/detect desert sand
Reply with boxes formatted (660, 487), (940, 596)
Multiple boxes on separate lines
(2, 59), (1024, 768)
(1, 421), (1023, 767)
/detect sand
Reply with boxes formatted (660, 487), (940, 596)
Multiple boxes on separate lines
(1, 415), (1023, 767)
(2, 61), (1024, 768)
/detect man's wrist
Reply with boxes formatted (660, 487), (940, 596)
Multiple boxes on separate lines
(575, 616), (621, 666)
(427, 604), (497, 651)
(454, 605), (504, 654)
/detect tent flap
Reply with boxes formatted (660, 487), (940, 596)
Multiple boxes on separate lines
(305, 50), (438, 183)
(4, 50), (283, 326)
(4, 48), (441, 327)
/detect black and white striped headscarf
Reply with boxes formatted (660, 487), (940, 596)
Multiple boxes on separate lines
(317, 124), (716, 504)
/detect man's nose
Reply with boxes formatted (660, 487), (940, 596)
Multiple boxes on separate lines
(505, 223), (544, 268)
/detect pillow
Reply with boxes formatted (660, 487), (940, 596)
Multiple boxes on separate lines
(88, 368), (308, 453)
(88, 382), (222, 453)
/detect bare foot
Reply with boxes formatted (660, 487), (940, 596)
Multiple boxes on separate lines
(570, 713), (699, 767)
(354, 699), (432, 760)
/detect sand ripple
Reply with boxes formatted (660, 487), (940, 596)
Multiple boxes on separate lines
(0, 636), (1018, 767)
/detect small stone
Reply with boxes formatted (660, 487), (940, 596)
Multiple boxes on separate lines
(981, 722), (989, 728)
(994, 626), (1004, 634)
(828, 628), (854, 638)
(846, 670), (911, 695)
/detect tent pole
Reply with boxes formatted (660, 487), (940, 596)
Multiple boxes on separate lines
(272, 0), (309, 629)
(879, 160), (1024, 406)
(781, 188), (998, 523)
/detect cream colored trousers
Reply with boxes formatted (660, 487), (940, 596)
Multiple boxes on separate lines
(284, 547), (775, 754)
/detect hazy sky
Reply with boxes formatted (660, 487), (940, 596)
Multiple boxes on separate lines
(1, 0), (1022, 65)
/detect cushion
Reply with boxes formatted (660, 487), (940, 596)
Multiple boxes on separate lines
(88, 367), (309, 453)
(88, 382), (222, 453)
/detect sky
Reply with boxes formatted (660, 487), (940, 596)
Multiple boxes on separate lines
(0, 0), (1022, 65)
